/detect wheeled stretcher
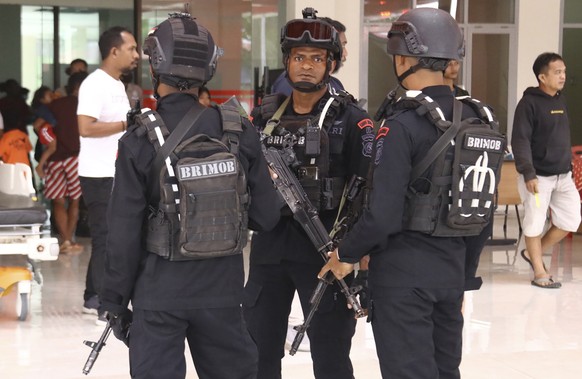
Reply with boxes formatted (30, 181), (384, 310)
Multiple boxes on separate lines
(0, 162), (59, 320)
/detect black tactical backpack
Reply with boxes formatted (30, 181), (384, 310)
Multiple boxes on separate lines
(137, 100), (249, 261)
(396, 92), (506, 237)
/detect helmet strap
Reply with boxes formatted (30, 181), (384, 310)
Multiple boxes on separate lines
(152, 73), (160, 100)
(393, 58), (428, 90)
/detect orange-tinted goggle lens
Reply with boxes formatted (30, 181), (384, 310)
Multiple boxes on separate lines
(284, 20), (334, 41)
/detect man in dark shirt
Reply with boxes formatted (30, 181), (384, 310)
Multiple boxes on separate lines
(42, 71), (87, 253)
(511, 52), (581, 288)
(320, 8), (493, 379)
(99, 13), (281, 379)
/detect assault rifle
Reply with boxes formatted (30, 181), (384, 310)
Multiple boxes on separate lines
(126, 99), (141, 126)
(262, 142), (366, 355)
(82, 321), (112, 375)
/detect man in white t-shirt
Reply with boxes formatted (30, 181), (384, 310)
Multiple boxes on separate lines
(77, 26), (139, 325)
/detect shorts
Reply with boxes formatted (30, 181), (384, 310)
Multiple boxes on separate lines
(517, 172), (581, 236)
(44, 156), (82, 200)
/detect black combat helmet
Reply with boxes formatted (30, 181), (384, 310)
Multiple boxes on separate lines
(281, 8), (342, 66)
(387, 8), (464, 61)
(280, 7), (342, 92)
(386, 8), (464, 85)
(143, 11), (223, 96)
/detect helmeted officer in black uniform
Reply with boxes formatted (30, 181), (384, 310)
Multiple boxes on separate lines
(99, 13), (281, 379)
(320, 8), (494, 379)
(243, 9), (375, 379)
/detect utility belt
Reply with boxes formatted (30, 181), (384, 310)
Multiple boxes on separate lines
(296, 166), (345, 211)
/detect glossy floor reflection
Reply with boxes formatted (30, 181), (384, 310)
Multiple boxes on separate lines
(1, 211), (581, 378)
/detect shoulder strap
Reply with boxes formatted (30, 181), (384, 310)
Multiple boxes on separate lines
(318, 90), (355, 131)
(138, 109), (169, 151)
(263, 96), (290, 136)
(457, 97), (499, 131)
(148, 106), (208, 203)
(152, 106), (208, 175)
(410, 99), (463, 182)
(217, 102), (244, 156)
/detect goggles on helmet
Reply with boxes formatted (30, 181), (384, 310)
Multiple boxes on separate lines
(282, 19), (336, 44)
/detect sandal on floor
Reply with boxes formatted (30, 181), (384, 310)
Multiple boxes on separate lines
(68, 243), (84, 253)
(59, 240), (72, 253)
(59, 240), (84, 255)
(520, 249), (548, 272)
(531, 277), (561, 289)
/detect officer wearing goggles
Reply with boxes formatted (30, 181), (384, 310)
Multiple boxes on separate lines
(243, 7), (375, 379)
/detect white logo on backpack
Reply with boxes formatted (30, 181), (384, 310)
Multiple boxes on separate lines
(458, 152), (496, 217)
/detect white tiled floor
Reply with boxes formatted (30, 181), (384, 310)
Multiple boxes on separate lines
(1, 211), (581, 378)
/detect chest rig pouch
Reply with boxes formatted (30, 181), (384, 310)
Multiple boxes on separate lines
(261, 94), (347, 211)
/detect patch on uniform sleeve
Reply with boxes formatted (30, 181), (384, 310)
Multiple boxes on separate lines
(376, 126), (390, 140)
(374, 139), (384, 166)
(362, 133), (374, 157)
(358, 118), (374, 130)
(373, 127), (390, 164)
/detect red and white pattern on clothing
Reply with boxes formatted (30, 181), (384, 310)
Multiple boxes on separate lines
(38, 123), (56, 145)
(44, 156), (82, 200)
(572, 146), (582, 195)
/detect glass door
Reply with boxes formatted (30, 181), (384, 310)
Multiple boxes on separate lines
(18, 4), (132, 96)
(466, 28), (517, 138)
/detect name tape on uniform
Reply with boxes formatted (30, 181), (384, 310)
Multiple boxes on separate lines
(464, 134), (504, 152)
(177, 158), (237, 180)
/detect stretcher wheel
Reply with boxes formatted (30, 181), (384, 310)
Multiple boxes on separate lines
(16, 292), (30, 321)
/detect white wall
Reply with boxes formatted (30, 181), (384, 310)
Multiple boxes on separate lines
(286, 0), (364, 98)
(515, 0), (561, 99)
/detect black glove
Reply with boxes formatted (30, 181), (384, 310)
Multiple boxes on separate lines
(351, 270), (369, 309)
(107, 310), (133, 347)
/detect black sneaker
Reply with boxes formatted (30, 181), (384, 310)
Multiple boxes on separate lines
(83, 295), (99, 315)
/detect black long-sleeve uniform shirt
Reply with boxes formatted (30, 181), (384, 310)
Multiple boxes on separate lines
(511, 87), (571, 181)
(250, 92), (375, 265)
(338, 86), (482, 289)
(100, 93), (281, 313)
